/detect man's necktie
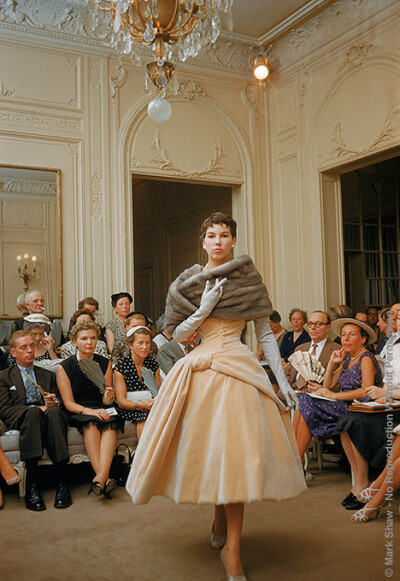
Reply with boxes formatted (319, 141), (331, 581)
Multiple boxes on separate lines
(21, 368), (43, 404)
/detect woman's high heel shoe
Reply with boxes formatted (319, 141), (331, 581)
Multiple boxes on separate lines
(357, 484), (379, 503)
(220, 549), (247, 581)
(209, 527), (227, 550)
(104, 478), (117, 499)
(351, 502), (386, 523)
(88, 481), (104, 496)
(0, 464), (21, 486)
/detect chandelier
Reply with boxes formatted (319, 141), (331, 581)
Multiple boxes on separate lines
(84, 0), (233, 122)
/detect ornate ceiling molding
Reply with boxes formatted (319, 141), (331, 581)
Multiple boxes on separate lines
(0, 0), (394, 78)
(0, 110), (81, 131)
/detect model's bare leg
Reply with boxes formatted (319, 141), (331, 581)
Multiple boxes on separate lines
(221, 503), (244, 577)
(340, 432), (369, 495)
(213, 504), (227, 536)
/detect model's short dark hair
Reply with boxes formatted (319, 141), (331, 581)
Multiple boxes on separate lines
(200, 212), (237, 241)
(78, 297), (99, 310)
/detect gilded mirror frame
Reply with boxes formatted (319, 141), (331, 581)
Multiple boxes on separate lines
(0, 164), (63, 319)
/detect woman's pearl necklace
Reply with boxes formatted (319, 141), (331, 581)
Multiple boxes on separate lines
(350, 348), (364, 360)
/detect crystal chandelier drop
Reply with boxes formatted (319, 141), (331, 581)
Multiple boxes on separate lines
(84, 0), (233, 122)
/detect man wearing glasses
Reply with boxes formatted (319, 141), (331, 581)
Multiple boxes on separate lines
(285, 311), (337, 391)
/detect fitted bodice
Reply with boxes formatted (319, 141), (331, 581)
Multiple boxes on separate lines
(197, 318), (246, 351)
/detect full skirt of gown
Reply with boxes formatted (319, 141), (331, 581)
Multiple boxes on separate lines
(126, 319), (306, 505)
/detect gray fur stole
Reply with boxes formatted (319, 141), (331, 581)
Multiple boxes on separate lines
(164, 255), (273, 335)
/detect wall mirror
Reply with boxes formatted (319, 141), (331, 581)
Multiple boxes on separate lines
(0, 165), (62, 319)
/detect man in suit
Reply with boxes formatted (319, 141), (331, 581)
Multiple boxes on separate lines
(157, 331), (198, 376)
(285, 310), (337, 391)
(0, 331), (71, 511)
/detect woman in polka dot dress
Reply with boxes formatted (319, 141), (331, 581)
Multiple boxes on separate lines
(114, 326), (161, 440)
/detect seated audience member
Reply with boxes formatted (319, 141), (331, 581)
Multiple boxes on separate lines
(0, 331), (71, 511)
(292, 318), (381, 488)
(105, 292), (132, 363)
(125, 313), (159, 363)
(12, 290), (45, 331)
(375, 307), (391, 354)
(157, 331), (198, 376)
(16, 293), (28, 316)
(0, 440), (21, 508)
(333, 314), (400, 509)
(7, 314), (58, 367)
(12, 290), (64, 350)
(57, 320), (123, 498)
(61, 310), (109, 359)
(354, 312), (368, 324)
(153, 313), (172, 349)
(350, 426), (400, 523)
(256, 310), (287, 360)
(75, 297), (106, 343)
(0, 321), (13, 355)
(114, 326), (161, 440)
(280, 308), (310, 364)
(285, 310), (337, 390)
(366, 306), (380, 339)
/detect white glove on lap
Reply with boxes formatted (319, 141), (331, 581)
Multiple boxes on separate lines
(173, 278), (226, 343)
(254, 317), (299, 412)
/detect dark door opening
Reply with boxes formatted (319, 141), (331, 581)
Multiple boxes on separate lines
(341, 155), (400, 312)
(132, 178), (232, 321)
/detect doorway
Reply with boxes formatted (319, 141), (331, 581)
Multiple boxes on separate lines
(132, 178), (232, 321)
(341, 155), (400, 312)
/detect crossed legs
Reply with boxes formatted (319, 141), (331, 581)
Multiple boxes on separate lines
(293, 412), (312, 458)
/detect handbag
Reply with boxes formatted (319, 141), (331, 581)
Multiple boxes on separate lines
(110, 443), (133, 486)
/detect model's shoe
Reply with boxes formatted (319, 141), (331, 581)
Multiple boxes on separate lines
(209, 527), (227, 550)
(88, 481), (104, 496)
(351, 503), (385, 523)
(25, 483), (46, 511)
(220, 549), (247, 581)
(357, 484), (379, 503)
(54, 482), (72, 509)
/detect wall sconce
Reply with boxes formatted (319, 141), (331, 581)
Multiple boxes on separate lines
(16, 253), (37, 291)
(253, 55), (270, 90)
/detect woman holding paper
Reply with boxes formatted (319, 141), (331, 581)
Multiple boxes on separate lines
(292, 319), (382, 475)
(334, 313), (400, 509)
(114, 326), (161, 440)
(57, 319), (123, 497)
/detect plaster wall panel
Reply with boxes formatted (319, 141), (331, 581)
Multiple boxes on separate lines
(0, 43), (81, 111)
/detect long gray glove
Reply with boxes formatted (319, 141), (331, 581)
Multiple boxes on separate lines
(173, 278), (227, 343)
(254, 316), (299, 412)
